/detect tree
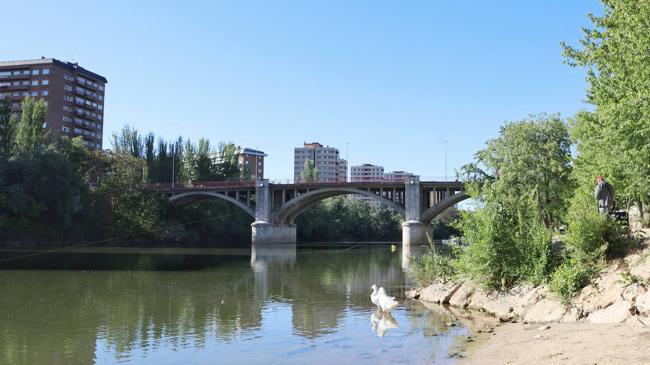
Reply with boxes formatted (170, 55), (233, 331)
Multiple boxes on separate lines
(301, 160), (318, 183)
(15, 97), (49, 156)
(466, 114), (574, 227)
(454, 115), (573, 288)
(111, 125), (143, 158)
(562, 0), (650, 208)
(0, 97), (17, 158)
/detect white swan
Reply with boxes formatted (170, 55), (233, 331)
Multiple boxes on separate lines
(377, 287), (398, 312)
(370, 284), (380, 308)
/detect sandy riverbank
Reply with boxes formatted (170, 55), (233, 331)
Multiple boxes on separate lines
(460, 321), (650, 365)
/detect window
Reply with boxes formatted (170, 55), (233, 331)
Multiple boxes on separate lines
(42, 79), (49, 85)
(42, 69), (49, 75)
(64, 95), (73, 102)
(64, 73), (74, 81)
(64, 84), (73, 91)
(30, 91), (37, 96)
(42, 90), (48, 96)
(32, 69), (40, 75)
(62, 126), (70, 132)
(31, 80), (38, 86)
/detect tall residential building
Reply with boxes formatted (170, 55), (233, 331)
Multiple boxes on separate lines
(0, 58), (107, 149)
(236, 147), (266, 180)
(212, 146), (267, 180)
(294, 142), (347, 182)
(350, 164), (385, 182)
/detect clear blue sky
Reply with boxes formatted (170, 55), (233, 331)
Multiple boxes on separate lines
(2, 0), (601, 180)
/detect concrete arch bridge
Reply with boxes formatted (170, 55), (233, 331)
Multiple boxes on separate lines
(151, 177), (468, 245)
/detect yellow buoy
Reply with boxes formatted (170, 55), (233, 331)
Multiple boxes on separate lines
(390, 244), (397, 252)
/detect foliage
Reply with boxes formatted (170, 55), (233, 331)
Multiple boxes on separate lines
(550, 257), (599, 304)
(410, 246), (455, 285)
(451, 116), (572, 289)
(15, 97), (49, 157)
(454, 199), (558, 289)
(0, 97), (17, 158)
(563, 0), (650, 208)
(465, 114), (574, 227)
(300, 159), (318, 183)
(296, 196), (402, 242)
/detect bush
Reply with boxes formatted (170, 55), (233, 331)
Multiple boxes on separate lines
(453, 201), (558, 289)
(550, 258), (599, 303)
(565, 192), (634, 260)
(410, 246), (455, 285)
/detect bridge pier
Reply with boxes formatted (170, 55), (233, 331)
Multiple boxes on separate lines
(251, 222), (297, 244)
(401, 220), (432, 246)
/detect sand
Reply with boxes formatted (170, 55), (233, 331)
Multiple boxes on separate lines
(459, 321), (650, 365)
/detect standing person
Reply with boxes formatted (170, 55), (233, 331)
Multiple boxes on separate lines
(594, 176), (614, 214)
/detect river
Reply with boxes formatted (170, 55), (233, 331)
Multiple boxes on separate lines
(0, 245), (468, 365)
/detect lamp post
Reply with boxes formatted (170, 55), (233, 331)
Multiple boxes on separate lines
(171, 145), (175, 189)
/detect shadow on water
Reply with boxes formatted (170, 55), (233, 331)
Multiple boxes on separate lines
(0, 244), (468, 365)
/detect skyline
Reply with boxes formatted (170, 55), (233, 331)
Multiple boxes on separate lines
(1, 0), (601, 180)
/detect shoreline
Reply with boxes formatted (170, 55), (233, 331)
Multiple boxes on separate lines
(407, 240), (650, 363)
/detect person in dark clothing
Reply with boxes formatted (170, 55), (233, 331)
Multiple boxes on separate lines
(594, 176), (614, 214)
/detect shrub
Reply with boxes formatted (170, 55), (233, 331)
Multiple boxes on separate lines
(550, 258), (599, 303)
(410, 246), (455, 285)
(453, 200), (558, 290)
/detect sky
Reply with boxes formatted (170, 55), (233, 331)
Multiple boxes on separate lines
(1, 0), (602, 181)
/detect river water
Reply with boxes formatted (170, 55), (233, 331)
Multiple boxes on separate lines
(0, 245), (468, 365)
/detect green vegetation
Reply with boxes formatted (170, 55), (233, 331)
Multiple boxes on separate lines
(300, 159), (318, 183)
(296, 196), (402, 242)
(412, 1), (645, 301)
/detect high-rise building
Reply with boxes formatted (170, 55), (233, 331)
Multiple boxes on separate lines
(0, 58), (107, 149)
(294, 142), (347, 182)
(212, 146), (267, 180)
(236, 147), (266, 180)
(350, 164), (385, 182)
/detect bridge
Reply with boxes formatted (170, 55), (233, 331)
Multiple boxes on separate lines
(150, 176), (468, 245)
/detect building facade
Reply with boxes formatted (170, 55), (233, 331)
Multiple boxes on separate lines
(350, 164), (385, 182)
(294, 142), (347, 183)
(0, 58), (107, 149)
(384, 170), (414, 183)
(236, 147), (266, 180)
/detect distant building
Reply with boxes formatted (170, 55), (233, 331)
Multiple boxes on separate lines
(236, 147), (266, 180)
(0, 57), (107, 149)
(350, 164), (385, 182)
(383, 170), (414, 183)
(213, 146), (267, 180)
(294, 142), (347, 182)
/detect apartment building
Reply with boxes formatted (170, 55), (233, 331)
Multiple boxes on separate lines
(383, 170), (414, 183)
(0, 58), (107, 149)
(237, 147), (266, 180)
(350, 164), (385, 182)
(294, 142), (347, 182)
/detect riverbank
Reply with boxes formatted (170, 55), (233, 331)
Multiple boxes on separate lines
(460, 321), (650, 365)
(406, 231), (650, 363)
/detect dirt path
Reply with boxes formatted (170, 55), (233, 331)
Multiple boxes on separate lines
(460, 322), (650, 365)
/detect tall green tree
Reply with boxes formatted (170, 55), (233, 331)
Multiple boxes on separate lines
(15, 97), (49, 156)
(111, 125), (143, 158)
(0, 97), (16, 158)
(300, 159), (318, 183)
(563, 0), (650, 208)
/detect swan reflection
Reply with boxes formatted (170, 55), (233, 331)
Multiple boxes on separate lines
(370, 309), (398, 337)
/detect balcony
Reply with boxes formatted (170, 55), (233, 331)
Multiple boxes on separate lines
(0, 71), (31, 80)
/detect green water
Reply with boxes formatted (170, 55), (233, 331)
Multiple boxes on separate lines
(0, 245), (466, 365)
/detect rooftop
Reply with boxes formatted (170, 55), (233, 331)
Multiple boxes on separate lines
(0, 57), (107, 83)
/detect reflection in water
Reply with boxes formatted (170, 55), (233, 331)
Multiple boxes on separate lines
(370, 309), (398, 337)
(0, 246), (467, 365)
(401, 243), (428, 272)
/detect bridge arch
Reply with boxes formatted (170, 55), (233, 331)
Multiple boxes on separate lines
(420, 191), (470, 224)
(274, 187), (405, 224)
(169, 191), (256, 219)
